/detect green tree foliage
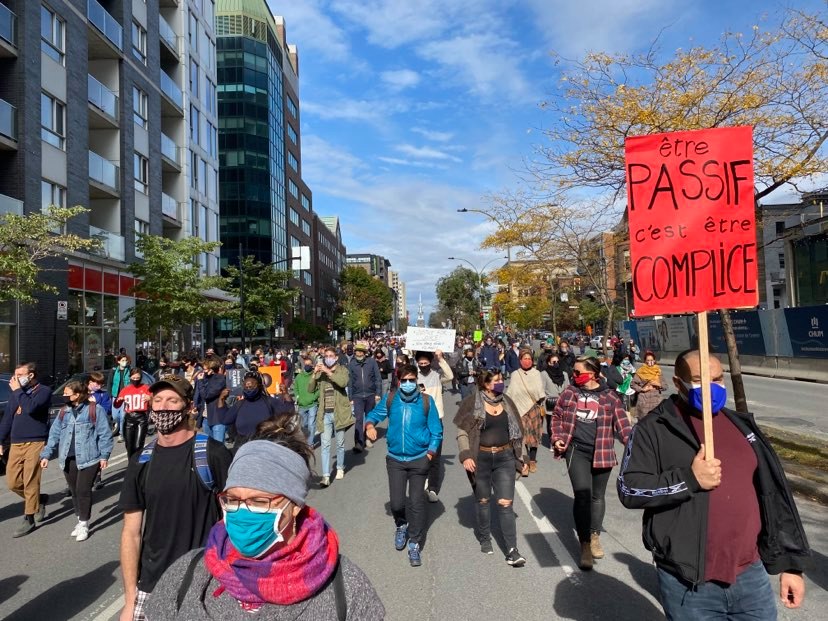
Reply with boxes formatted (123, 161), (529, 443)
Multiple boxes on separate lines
(0, 206), (101, 304)
(288, 317), (330, 343)
(127, 235), (229, 338)
(336, 266), (393, 333)
(435, 266), (487, 332)
(223, 256), (297, 336)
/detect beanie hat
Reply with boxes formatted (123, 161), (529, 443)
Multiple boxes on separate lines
(224, 440), (310, 507)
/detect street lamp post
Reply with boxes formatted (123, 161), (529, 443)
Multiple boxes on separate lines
(448, 255), (507, 330)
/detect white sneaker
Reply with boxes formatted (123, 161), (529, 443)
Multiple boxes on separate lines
(320, 475), (330, 487)
(365, 439), (374, 448)
(70, 520), (81, 538)
(427, 490), (439, 503)
(335, 469), (345, 480)
(75, 522), (89, 542)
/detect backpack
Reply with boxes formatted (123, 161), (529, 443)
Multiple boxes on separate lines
(138, 433), (215, 492)
(175, 551), (347, 620)
(386, 389), (430, 417)
(59, 401), (97, 425)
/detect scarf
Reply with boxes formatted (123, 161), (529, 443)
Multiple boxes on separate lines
(474, 391), (521, 442)
(636, 363), (662, 383)
(545, 364), (565, 386)
(204, 507), (339, 608)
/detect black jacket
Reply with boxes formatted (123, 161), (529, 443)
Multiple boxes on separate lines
(617, 396), (811, 585)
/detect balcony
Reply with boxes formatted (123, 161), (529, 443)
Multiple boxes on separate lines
(0, 3), (16, 57)
(159, 70), (183, 115)
(87, 0), (122, 58)
(161, 192), (182, 227)
(159, 15), (178, 60)
(90, 226), (125, 262)
(160, 132), (181, 171)
(88, 74), (119, 128)
(88, 150), (120, 198)
(0, 192), (23, 216)
(0, 98), (16, 150)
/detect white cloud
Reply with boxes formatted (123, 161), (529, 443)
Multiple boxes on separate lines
(412, 127), (454, 142)
(301, 97), (410, 124)
(377, 156), (446, 170)
(267, 0), (351, 61)
(380, 69), (421, 91)
(395, 144), (462, 163)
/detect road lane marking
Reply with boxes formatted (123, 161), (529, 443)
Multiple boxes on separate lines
(514, 481), (581, 582)
(88, 596), (122, 621)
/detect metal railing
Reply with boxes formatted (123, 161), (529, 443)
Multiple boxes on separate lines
(159, 15), (177, 53)
(0, 98), (15, 140)
(88, 74), (119, 119)
(161, 132), (180, 165)
(87, 0), (123, 50)
(89, 225), (125, 261)
(0, 193), (23, 216)
(161, 192), (180, 220)
(0, 3), (15, 47)
(88, 150), (120, 191)
(159, 70), (182, 108)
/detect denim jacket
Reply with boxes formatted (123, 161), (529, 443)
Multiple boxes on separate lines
(40, 402), (114, 470)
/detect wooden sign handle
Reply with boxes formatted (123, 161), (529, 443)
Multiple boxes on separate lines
(697, 311), (715, 460)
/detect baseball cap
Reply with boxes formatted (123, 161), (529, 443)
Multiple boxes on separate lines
(150, 374), (194, 401)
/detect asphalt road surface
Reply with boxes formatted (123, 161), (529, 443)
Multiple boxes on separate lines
(0, 383), (826, 621)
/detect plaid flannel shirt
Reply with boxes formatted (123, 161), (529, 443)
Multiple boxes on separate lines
(552, 384), (632, 468)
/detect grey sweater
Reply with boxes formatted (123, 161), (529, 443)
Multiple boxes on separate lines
(145, 549), (386, 620)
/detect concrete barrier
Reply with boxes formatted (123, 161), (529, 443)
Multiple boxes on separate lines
(657, 351), (828, 383)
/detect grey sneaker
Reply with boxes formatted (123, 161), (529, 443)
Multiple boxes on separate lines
(34, 494), (48, 523)
(13, 517), (35, 538)
(480, 539), (494, 554)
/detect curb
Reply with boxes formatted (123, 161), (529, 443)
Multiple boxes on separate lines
(785, 472), (828, 505)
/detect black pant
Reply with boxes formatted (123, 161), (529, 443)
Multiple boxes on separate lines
(123, 412), (148, 458)
(63, 457), (99, 521)
(352, 396), (376, 448)
(565, 444), (611, 542)
(473, 449), (517, 550)
(427, 420), (444, 494)
(386, 455), (430, 544)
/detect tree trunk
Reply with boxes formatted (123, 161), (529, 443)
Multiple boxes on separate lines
(602, 303), (614, 356)
(718, 308), (748, 413)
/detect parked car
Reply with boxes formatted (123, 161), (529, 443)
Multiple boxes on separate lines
(589, 335), (605, 350)
(48, 370), (155, 427)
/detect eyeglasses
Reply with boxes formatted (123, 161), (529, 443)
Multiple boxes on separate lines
(218, 493), (288, 514)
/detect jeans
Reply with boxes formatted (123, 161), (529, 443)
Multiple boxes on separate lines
(427, 420), (444, 494)
(459, 383), (476, 400)
(473, 449), (517, 550)
(657, 560), (777, 621)
(386, 455), (430, 544)
(351, 396), (376, 448)
(381, 378), (391, 397)
(298, 405), (318, 444)
(112, 406), (125, 435)
(565, 443), (611, 542)
(321, 411), (346, 476)
(201, 419), (227, 444)
(123, 413), (148, 459)
(63, 456), (99, 521)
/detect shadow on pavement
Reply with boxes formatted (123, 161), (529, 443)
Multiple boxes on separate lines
(613, 551), (660, 600)
(534, 486), (581, 560)
(553, 567), (665, 620)
(0, 575), (27, 605)
(382, 496), (446, 552)
(42, 471), (126, 534)
(3, 560), (119, 621)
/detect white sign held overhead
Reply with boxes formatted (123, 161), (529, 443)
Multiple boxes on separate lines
(405, 327), (456, 353)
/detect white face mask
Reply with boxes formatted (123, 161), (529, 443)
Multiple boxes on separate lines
(17, 374), (31, 388)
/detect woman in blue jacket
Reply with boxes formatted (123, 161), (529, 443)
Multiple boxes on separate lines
(365, 364), (443, 569)
(39, 380), (113, 542)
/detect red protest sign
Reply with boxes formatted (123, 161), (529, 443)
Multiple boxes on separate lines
(625, 126), (758, 316)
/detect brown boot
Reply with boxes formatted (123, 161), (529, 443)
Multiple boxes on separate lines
(579, 542), (594, 571)
(529, 460), (537, 473)
(590, 532), (604, 559)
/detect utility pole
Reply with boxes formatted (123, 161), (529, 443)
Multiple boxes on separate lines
(239, 242), (245, 354)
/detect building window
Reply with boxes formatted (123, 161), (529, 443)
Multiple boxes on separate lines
(289, 208), (300, 226)
(41, 179), (66, 211)
(778, 252), (785, 269)
(40, 6), (65, 64)
(198, 158), (207, 195)
(191, 150), (198, 188)
(287, 152), (298, 172)
(287, 125), (297, 144)
(188, 11), (198, 53)
(206, 122), (217, 158)
(40, 92), (65, 149)
(190, 199), (199, 237)
(286, 96), (297, 118)
(133, 87), (148, 128)
(190, 105), (200, 143)
(132, 21), (147, 65)
(301, 219), (311, 236)
(134, 153), (149, 194)
(301, 194), (311, 211)
(205, 78), (216, 115)
(775, 221), (785, 235)
(189, 58), (199, 97)
(288, 180), (298, 199)
(203, 120), (213, 152)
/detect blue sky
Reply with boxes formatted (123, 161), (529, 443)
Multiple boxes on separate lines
(268, 0), (825, 320)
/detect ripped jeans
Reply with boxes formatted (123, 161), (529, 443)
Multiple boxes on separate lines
(473, 449), (517, 550)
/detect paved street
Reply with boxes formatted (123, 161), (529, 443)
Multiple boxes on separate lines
(0, 384), (826, 621)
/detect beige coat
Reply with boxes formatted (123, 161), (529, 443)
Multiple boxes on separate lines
(506, 368), (545, 416)
(418, 358), (454, 419)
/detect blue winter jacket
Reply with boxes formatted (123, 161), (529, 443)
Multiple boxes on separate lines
(366, 391), (442, 462)
(505, 348), (521, 373)
(348, 357), (381, 398)
(40, 402), (114, 470)
(478, 344), (500, 370)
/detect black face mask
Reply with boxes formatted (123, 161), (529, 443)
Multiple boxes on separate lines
(418, 366), (431, 376)
(131, 379), (142, 387)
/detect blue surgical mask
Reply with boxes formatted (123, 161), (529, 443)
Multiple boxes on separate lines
(399, 380), (418, 395)
(224, 506), (286, 558)
(679, 380), (728, 413)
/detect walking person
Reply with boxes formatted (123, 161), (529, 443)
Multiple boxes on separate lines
(415, 350), (454, 503)
(0, 363), (51, 537)
(87, 371), (113, 490)
(505, 349), (546, 475)
(617, 349), (810, 619)
(454, 345), (482, 401)
(145, 418), (385, 619)
(109, 354), (131, 400)
(454, 369), (528, 565)
(197, 359), (229, 444)
(216, 372), (292, 450)
(375, 349), (394, 397)
(541, 352), (568, 448)
(365, 365), (442, 568)
(294, 353), (320, 446)
(309, 348), (353, 486)
(552, 356), (632, 570)
(39, 380), (113, 542)
(631, 351), (664, 420)
(347, 343), (381, 453)
(114, 368), (152, 459)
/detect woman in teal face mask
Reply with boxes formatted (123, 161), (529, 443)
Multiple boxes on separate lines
(145, 415), (385, 619)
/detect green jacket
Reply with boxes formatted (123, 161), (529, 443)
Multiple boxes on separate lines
(293, 370), (319, 407)
(308, 366), (354, 433)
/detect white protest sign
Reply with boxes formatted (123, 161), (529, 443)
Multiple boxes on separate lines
(405, 327), (456, 353)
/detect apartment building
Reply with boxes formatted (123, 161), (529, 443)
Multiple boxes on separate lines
(0, 0), (218, 376)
